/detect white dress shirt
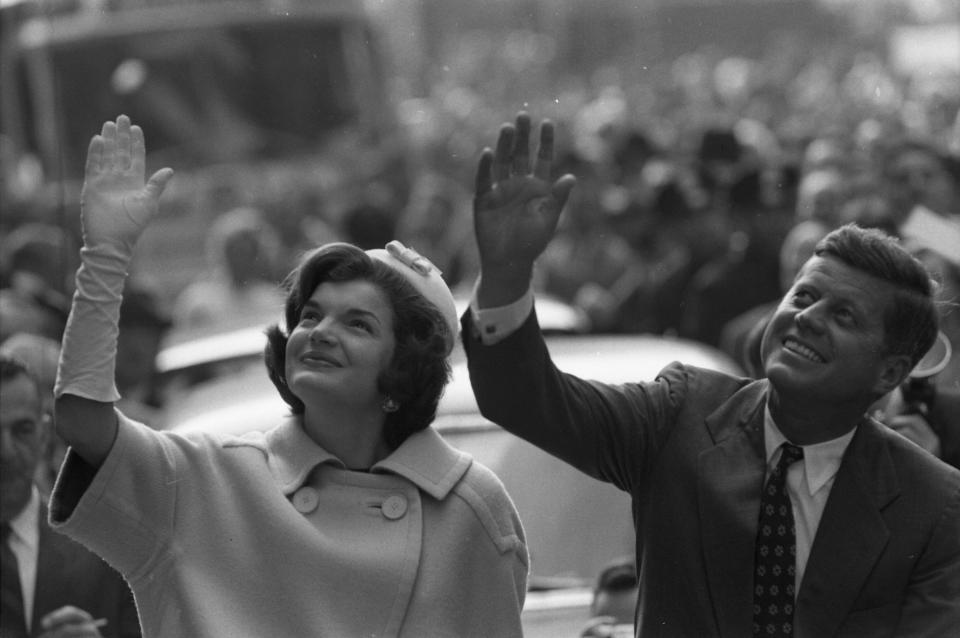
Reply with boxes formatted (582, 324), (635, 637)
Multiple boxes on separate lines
(763, 408), (856, 591)
(8, 486), (41, 632)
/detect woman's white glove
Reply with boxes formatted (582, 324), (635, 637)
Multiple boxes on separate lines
(55, 115), (173, 402)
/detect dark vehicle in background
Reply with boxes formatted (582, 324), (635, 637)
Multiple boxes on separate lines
(1, 0), (406, 304)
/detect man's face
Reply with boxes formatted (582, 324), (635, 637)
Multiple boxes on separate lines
(761, 256), (909, 408)
(0, 373), (45, 522)
(887, 149), (956, 217)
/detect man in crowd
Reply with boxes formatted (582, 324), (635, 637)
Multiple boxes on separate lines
(1, 355), (140, 638)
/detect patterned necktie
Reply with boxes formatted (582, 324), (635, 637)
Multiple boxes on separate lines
(1, 522), (28, 637)
(753, 443), (804, 637)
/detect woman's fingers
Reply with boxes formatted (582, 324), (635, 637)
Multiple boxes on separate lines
(84, 135), (103, 176)
(130, 124), (147, 176)
(145, 168), (175, 201)
(115, 114), (132, 171)
(100, 120), (117, 171)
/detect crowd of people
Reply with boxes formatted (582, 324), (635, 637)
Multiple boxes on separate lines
(2, 24), (960, 638)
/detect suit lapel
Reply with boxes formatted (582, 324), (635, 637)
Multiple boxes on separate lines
(796, 420), (898, 638)
(34, 501), (72, 631)
(698, 380), (768, 638)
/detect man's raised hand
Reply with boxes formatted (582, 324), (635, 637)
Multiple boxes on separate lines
(80, 115), (173, 253)
(473, 112), (575, 306)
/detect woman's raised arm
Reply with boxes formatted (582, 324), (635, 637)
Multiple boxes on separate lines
(54, 115), (173, 466)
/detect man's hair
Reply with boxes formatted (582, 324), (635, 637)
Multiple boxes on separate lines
(814, 224), (938, 366)
(263, 243), (451, 450)
(0, 354), (43, 407)
(594, 558), (638, 596)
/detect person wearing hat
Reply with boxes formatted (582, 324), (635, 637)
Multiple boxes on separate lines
(48, 116), (528, 637)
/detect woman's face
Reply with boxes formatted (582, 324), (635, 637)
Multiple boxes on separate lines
(285, 279), (396, 411)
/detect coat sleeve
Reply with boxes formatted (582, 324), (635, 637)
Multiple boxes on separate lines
(462, 308), (690, 493)
(893, 477), (960, 636)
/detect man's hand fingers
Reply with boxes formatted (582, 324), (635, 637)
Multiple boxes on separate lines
(533, 120), (555, 181)
(115, 115), (132, 171)
(512, 112), (531, 175)
(475, 148), (494, 199)
(41, 605), (92, 630)
(493, 123), (515, 182)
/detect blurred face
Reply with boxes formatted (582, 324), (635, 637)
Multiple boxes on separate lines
(761, 256), (909, 408)
(285, 280), (396, 411)
(888, 149), (956, 217)
(0, 374), (45, 522)
(225, 232), (268, 285)
(592, 587), (638, 625)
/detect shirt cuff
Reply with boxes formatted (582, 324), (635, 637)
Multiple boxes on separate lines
(468, 280), (534, 345)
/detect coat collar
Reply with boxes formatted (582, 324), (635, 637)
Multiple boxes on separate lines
(251, 416), (472, 500)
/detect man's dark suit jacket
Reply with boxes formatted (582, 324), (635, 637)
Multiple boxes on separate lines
(464, 310), (960, 638)
(2, 501), (140, 638)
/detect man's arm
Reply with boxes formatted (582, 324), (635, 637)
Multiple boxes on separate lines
(54, 115), (173, 467)
(894, 480), (960, 636)
(465, 112), (685, 489)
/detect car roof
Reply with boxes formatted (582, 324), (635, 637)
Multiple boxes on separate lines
(165, 332), (741, 435)
(155, 292), (589, 376)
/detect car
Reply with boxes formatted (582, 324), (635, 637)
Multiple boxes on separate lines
(154, 293), (589, 402)
(155, 302), (741, 637)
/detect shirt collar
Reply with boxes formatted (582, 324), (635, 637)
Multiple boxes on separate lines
(764, 406), (856, 496)
(8, 486), (41, 550)
(259, 416), (472, 500)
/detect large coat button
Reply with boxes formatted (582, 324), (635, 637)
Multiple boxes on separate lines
(292, 486), (320, 513)
(381, 495), (408, 520)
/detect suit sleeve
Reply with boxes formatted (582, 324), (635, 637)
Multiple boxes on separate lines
(894, 477), (960, 636)
(462, 308), (690, 492)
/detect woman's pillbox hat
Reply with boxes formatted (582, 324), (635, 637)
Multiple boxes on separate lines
(366, 241), (459, 353)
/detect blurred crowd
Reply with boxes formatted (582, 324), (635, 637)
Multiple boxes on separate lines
(1, 12), (959, 635)
(0, 34), (960, 476)
(2, 27), (960, 487)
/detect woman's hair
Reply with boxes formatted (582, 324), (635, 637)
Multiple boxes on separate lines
(264, 243), (451, 449)
(814, 224), (939, 367)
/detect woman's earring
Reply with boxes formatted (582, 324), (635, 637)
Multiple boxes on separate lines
(381, 397), (400, 413)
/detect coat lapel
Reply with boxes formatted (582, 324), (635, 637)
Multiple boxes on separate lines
(796, 419), (898, 638)
(33, 501), (72, 630)
(698, 380), (769, 638)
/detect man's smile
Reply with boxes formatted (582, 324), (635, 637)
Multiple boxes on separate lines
(782, 337), (826, 363)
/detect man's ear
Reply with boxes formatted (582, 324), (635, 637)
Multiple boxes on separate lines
(873, 354), (913, 397)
